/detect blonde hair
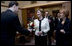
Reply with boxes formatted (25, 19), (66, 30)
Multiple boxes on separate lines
(37, 9), (45, 18)
(59, 8), (69, 17)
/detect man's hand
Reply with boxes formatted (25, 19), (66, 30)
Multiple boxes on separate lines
(60, 29), (65, 34)
(28, 29), (32, 33)
(61, 21), (65, 25)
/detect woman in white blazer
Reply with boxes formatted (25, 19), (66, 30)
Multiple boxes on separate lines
(34, 9), (50, 46)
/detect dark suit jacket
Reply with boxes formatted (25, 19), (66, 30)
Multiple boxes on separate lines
(56, 18), (71, 35)
(55, 17), (71, 44)
(48, 16), (54, 31)
(1, 9), (30, 45)
(47, 16), (55, 36)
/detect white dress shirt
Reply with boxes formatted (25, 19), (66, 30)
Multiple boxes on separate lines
(34, 18), (50, 36)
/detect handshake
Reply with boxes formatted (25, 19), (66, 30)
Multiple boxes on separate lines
(27, 28), (35, 33)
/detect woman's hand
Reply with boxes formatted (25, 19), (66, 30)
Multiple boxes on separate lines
(38, 31), (42, 35)
(61, 21), (65, 25)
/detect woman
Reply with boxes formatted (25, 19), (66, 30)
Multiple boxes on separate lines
(34, 9), (50, 46)
(56, 8), (71, 45)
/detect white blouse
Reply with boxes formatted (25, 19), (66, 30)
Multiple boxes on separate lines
(34, 18), (50, 36)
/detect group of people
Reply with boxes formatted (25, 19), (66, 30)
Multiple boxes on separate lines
(31, 8), (71, 46)
(1, 1), (72, 46)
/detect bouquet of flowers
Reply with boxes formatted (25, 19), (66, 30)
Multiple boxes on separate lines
(27, 21), (35, 31)
(27, 21), (35, 37)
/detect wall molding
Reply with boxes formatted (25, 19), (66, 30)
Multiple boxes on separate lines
(1, 4), (22, 10)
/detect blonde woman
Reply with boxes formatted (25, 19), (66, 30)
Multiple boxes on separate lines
(34, 9), (50, 45)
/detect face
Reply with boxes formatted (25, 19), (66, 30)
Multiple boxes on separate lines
(59, 10), (65, 19)
(14, 5), (19, 13)
(57, 13), (60, 18)
(45, 12), (48, 15)
(37, 10), (42, 17)
(45, 12), (48, 17)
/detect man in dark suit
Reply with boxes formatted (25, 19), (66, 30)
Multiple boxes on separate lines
(45, 11), (55, 45)
(1, 1), (31, 46)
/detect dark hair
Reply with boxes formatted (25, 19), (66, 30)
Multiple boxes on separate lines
(8, 1), (18, 8)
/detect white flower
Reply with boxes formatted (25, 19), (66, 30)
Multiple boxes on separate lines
(30, 22), (33, 26)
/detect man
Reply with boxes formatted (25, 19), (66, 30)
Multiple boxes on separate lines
(54, 13), (61, 31)
(45, 11), (55, 45)
(1, 1), (31, 45)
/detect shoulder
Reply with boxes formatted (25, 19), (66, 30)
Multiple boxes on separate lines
(5, 9), (16, 16)
(6, 9), (18, 19)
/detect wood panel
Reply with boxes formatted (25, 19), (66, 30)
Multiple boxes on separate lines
(22, 9), (27, 28)
(35, 7), (40, 19)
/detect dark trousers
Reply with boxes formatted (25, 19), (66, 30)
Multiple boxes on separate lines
(56, 33), (66, 46)
(35, 35), (47, 46)
(56, 32), (72, 46)
(47, 31), (53, 45)
(0, 38), (15, 46)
